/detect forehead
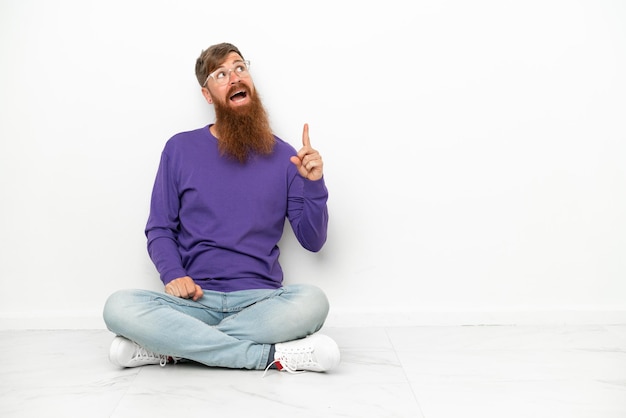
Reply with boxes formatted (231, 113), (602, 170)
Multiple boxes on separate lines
(217, 51), (244, 67)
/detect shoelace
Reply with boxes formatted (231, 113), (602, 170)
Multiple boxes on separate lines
(133, 346), (170, 367)
(262, 350), (317, 377)
(262, 359), (304, 377)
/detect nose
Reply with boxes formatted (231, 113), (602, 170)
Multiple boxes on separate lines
(228, 70), (241, 84)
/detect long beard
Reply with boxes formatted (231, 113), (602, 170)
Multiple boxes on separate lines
(213, 86), (275, 163)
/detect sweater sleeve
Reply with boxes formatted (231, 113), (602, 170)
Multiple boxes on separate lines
(287, 175), (329, 252)
(145, 150), (187, 284)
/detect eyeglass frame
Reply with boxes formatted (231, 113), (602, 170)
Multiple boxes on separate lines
(202, 60), (251, 87)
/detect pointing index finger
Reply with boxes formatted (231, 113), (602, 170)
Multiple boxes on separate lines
(302, 123), (311, 148)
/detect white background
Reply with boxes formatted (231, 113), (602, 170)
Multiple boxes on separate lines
(1, 0), (625, 328)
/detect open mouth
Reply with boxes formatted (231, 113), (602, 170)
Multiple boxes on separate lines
(229, 89), (248, 103)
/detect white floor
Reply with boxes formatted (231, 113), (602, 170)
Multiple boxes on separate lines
(1, 325), (625, 418)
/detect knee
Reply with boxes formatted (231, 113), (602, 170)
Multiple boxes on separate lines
(309, 285), (330, 317)
(102, 289), (140, 333)
(289, 284), (330, 322)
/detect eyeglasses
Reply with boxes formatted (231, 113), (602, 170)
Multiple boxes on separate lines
(203, 60), (251, 87)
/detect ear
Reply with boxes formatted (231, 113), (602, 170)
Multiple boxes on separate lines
(201, 87), (213, 104)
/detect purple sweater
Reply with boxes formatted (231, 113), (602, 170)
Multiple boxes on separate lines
(145, 125), (329, 292)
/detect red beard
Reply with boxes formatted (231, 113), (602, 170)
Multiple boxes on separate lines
(212, 86), (275, 163)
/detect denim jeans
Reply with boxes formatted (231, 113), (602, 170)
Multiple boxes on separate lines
(102, 284), (329, 370)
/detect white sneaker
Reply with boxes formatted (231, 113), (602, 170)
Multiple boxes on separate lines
(268, 333), (340, 374)
(109, 336), (176, 368)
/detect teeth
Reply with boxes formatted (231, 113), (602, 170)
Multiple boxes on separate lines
(230, 90), (246, 100)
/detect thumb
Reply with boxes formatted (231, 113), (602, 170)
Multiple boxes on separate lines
(290, 155), (302, 167)
(192, 285), (204, 301)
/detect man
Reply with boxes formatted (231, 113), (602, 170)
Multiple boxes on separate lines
(102, 42), (340, 374)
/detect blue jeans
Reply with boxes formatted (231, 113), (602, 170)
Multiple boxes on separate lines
(102, 284), (329, 370)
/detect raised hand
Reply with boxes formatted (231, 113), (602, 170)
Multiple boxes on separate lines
(290, 123), (324, 181)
